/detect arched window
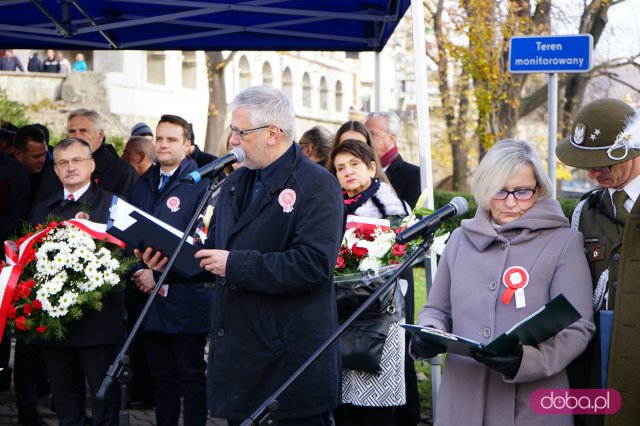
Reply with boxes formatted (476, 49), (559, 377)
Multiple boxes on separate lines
(319, 77), (328, 110)
(335, 80), (343, 112)
(302, 72), (312, 108)
(262, 62), (273, 86)
(239, 55), (251, 90)
(283, 67), (293, 100)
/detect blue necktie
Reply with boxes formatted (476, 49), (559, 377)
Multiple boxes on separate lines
(159, 173), (170, 191)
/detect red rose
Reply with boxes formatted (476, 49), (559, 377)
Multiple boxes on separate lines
(25, 279), (36, 289)
(36, 325), (47, 334)
(7, 305), (17, 319)
(23, 304), (33, 315)
(32, 300), (43, 310)
(336, 256), (345, 269)
(15, 316), (30, 331)
(350, 244), (368, 259)
(391, 243), (406, 257)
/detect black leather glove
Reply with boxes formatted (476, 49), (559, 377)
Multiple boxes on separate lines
(410, 334), (446, 359)
(472, 341), (523, 379)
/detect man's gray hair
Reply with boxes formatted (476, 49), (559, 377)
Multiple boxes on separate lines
(68, 109), (104, 133)
(367, 111), (401, 136)
(230, 85), (296, 140)
(471, 139), (553, 209)
(54, 138), (92, 158)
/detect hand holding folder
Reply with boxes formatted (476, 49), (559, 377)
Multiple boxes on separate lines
(404, 294), (581, 357)
(106, 196), (207, 280)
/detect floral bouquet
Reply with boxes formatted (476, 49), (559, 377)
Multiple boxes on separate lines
(335, 189), (450, 278)
(0, 218), (137, 343)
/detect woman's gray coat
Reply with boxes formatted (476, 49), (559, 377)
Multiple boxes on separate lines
(416, 199), (595, 425)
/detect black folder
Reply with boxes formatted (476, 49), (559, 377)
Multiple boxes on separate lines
(403, 294), (582, 357)
(106, 196), (206, 279)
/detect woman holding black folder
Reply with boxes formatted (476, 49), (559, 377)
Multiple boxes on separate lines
(411, 140), (595, 425)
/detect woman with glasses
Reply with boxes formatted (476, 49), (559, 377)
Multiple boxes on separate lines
(411, 139), (595, 425)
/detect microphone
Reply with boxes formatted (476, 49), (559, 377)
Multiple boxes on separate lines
(183, 147), (245, 183)
(395, 196), (468, 244)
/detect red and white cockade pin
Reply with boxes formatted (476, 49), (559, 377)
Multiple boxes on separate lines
(278, 189), (296, 213)
(74, 211), (90, 220)
(501, 266), (529, 309)
(166, 196), (181, 212)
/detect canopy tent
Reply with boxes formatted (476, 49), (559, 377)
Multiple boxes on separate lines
(0, 0), (410, 51)
(1, 0), (440, 418)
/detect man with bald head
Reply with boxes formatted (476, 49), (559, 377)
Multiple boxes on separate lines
(122, 135), (155, 176)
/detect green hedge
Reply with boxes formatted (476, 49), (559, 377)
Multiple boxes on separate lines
(432, 189), (580, 234)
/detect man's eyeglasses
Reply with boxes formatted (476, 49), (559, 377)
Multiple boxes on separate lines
(54, 157), (92, 169)
(228, 124), (271, 140)
(493, 187), (537, 201)
(586, 166), (612, 174)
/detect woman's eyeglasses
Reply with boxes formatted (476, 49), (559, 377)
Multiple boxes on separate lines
(493, 187), (537, 201)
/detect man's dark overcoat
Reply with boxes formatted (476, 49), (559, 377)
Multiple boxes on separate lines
(205, 145), (344, 420)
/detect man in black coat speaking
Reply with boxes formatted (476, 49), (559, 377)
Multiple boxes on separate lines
(141, 85), (345, 425)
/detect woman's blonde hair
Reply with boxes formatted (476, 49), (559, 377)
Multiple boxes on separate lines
(471, 139), (552, 209)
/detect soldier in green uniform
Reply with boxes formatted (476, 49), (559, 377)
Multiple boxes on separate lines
(556, 98), (640, 426)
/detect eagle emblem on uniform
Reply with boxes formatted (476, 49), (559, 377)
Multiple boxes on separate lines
(573, 123), (586, 145)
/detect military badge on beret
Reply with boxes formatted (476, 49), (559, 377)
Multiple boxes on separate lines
(573, 123), (586, 145)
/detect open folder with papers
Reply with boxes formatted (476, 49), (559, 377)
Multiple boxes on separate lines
(106, 195), (206, 279)
(403, 294), (581, 357)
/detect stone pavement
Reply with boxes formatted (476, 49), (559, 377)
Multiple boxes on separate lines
(0, 382), (227, 426)
(0, 338), (432, 426)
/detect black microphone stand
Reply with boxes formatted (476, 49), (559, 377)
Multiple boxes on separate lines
(241, 226), (439, 426)
(96, 171), (226, 421)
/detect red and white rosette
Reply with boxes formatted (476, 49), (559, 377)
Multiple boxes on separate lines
(0, 219), (124, 342)
(501, 266), (529, 309)
(278, 189), (296, 213)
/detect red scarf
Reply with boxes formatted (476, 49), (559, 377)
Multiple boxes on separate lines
(380, 145), (399, 168)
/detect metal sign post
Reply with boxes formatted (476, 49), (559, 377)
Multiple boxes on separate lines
(508, 34), (593, 199)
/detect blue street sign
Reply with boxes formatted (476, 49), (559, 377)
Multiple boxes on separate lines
(509, 34), (593, 73)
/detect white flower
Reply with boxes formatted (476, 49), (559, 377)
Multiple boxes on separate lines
(103, 271), (120, 286)
(48, 306), (69, 318)
(343, 228), (358, 248)
(89, 274), (104, 288)
(52, 252), (68, 268)
(359, 256), (382, 275)
(430, 232), (450, 257)
(58, 291), (78, 309)
(356, 238), (392, 259)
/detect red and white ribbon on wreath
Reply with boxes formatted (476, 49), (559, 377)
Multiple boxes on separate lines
(0, 219), (125, 342)
(501, 266), (529, 309)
